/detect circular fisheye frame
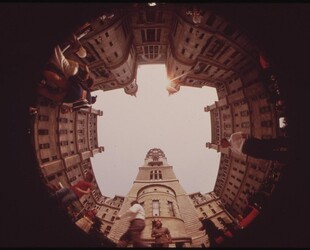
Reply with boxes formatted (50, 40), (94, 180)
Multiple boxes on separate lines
(30, 3), (288, 248)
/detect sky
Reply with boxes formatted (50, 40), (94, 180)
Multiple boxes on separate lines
(91, 64), (220, 198)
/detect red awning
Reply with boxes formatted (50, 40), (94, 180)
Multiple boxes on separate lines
(238, 205), (260, 229)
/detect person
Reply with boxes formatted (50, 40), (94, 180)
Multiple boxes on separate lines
(54, 172), (94, 209)
(115, 200), (147, 248)
(220, 131), (289, 163)
(151, 220), (172, 247)
(37, 65), (97, 105)
(88, 216), (117, 247)
(37, 36), (97, 105)
(199, 217), (226, 248)
(45, 33), (87, 81)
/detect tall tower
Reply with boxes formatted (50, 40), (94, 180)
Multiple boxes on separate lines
(108, 148), (208, 247)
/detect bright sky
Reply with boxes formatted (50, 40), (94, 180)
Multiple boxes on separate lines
(91, 64), (220, 198)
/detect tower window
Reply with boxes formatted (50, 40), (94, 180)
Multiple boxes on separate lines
(152, 200), (160, 216)
(168, 201), (175, 217)
(150, 170), (153, 179)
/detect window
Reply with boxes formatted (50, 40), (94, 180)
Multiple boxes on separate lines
(61, 141), (69, 146)
(39, 143), (50, 149)
(240, 110), (249, 117)
(260, 106), (271, 113)
(38, 115), (49, 121)
(59, 118), (68, 123)
(104, 226), (111, 236)
(156, 29), (161, 42)
(261, 120), (273, 127)
(208, 40), (224, 57)
(147, 29), (156, 42)
(241, 122), (250, 128)
(78, 138), (85, 143)
(38, 129), (48, 135)
(168, 201), (175, 217)
(144, 45), (160, 60)
(146, 10), (156, 22)
(59, 129), (68, 135)
(69, 176), (77, 182)
(141, 30), (146, 42)
(150, 171), (153, 179)
(152, 200), (160, 216)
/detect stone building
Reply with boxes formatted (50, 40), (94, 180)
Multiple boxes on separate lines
(33, 99), (104, 211)
(109, 148), (211, 247)
(31, 3), (287, 246)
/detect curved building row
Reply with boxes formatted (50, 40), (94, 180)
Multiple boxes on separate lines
(31, 3), (287, 247)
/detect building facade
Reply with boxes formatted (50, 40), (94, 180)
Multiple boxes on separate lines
(32, 97), (125, 234)
(109, 148), (211, 247)
(31, 3), (287, 246)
